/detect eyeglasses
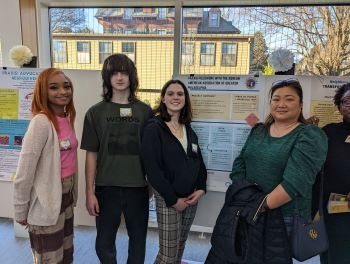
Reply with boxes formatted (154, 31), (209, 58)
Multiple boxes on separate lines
(341, 97), (350, 107)
(271, 78), (301, 89)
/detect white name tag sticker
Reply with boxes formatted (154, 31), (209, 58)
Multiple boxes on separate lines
(345, 135), (350, 143)
(60, 139), (71, 150)
(192, 143), (198, 153)
(120, 108), (132, 117)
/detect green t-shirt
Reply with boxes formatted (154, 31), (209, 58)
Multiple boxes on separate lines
(230, 123), (328, 219)
(81, 100), (152, 187)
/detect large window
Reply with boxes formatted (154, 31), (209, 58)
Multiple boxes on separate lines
(221, 43), (237, 66)
(200, 43), (215, 66)
(52, 40), (67, 63)
(77, 41), (90, 64)
(99, 42), (113, 64)
(182, 42), (194, 66)
(122, 42), (135, 63)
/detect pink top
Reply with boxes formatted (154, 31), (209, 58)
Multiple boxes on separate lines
(57, 116), (78, 178)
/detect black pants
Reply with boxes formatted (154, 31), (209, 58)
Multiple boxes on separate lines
(95, 186), (149, 264)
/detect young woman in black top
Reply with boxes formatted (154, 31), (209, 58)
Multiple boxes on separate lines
(141, 79), (207, 264)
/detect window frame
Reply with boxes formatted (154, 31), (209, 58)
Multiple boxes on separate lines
(181, 42), (194, 66)
(52, 40), (67, 63)
(221, 42), (238, 67)
(200, 42), (216, 66)
(121, 42), (136, 63)
(76, 41), (91, 64)
(99, 41), (113, 64)
(209, 12), (219, 27)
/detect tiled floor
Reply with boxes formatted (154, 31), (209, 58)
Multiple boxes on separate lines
(0, 217), (320, 263)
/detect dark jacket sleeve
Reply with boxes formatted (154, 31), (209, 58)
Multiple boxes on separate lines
(141, 122), (178, 206)
(195, 139), (207, 192)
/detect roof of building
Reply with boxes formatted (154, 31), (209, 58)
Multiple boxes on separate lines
(197, 11), (240, 34)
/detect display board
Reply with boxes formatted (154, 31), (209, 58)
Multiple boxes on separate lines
(0, 68), (349, 231)
(0, 68), (41, 181)
(176, 75), (264, 191)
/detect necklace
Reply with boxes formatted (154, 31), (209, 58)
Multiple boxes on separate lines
(167, 121), (183, 136)
(270, 122), (299, 137)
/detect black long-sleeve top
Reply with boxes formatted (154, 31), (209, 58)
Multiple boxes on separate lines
(141, 116), (207, 207)
(322, 120), (350, 213)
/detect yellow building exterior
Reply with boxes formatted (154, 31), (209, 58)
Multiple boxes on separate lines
(52, 33), (253, 106)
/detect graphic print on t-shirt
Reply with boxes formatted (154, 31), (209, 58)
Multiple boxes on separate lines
(107, 122), (139, 155)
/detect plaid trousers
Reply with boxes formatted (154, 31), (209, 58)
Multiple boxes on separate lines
(154, 191), (197, 264)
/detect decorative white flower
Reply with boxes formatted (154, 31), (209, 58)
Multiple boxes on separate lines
(268, 48), (294, 72)
(9, 45), (33, 67)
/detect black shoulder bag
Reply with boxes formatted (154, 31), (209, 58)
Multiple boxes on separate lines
(291, 167), (329, 261)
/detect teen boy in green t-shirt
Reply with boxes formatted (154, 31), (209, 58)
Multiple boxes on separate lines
(81, 54), (152, 264)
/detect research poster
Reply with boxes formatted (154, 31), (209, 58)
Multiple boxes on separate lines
(177, 75), (265, 192)
(0, 68), (40, 181)
(309, 76), (350, 128)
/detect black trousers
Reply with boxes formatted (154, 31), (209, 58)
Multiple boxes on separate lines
(95, 186), (149, 264)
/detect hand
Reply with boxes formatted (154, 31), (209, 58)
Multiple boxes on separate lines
(173, 198), (189, 212)
(16, 219), (27, 226)
(186, 190), (205, 205)
(86, 192), (100, 216)
(306, 115), (319, 125)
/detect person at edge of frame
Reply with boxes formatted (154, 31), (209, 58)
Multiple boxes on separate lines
(312, 83), (350, 264)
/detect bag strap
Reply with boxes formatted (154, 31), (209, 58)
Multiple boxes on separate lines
(317, 166), (325, 217)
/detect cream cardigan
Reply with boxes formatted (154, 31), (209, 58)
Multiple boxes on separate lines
(14, 114), (78, 226)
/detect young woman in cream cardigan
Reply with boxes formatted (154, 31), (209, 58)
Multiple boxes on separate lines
(14, 68), (78, 264)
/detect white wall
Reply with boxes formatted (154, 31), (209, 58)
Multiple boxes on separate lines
(0, 0), (22, 68)
(0, 0), (22, 218)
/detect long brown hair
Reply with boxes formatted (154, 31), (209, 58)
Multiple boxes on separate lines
(31, 68), (76, 131)
(153, 79), (192, 124)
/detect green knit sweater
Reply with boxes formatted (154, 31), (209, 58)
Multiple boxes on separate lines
(230, 123), (327, 219)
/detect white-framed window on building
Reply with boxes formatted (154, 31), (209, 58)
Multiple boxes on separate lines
(124, 8), (133, 19)
(200, 43), (215, 66)
(158, 8), (166, 19)
(52, 40), (67, 63)
(122, 42), (135, 63)
(209, 12), (219, 27)
(182, 42), (194, 66)
(221, 42), (237, 66)
(124, 29), (134, 34)
(134, 8), (143, 13)
(158, 29), (167, 35)
(77, 41), (90, 64)
(99, 42), (113, 64)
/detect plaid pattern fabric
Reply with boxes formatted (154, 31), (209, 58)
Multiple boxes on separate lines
(154, 191), (197, 264)
(28, 176), (75, 264)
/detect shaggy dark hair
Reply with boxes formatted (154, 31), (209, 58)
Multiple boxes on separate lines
(101, 53), (139, 102)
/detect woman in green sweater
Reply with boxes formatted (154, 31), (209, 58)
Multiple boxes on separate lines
(230, 78), (328, 232)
